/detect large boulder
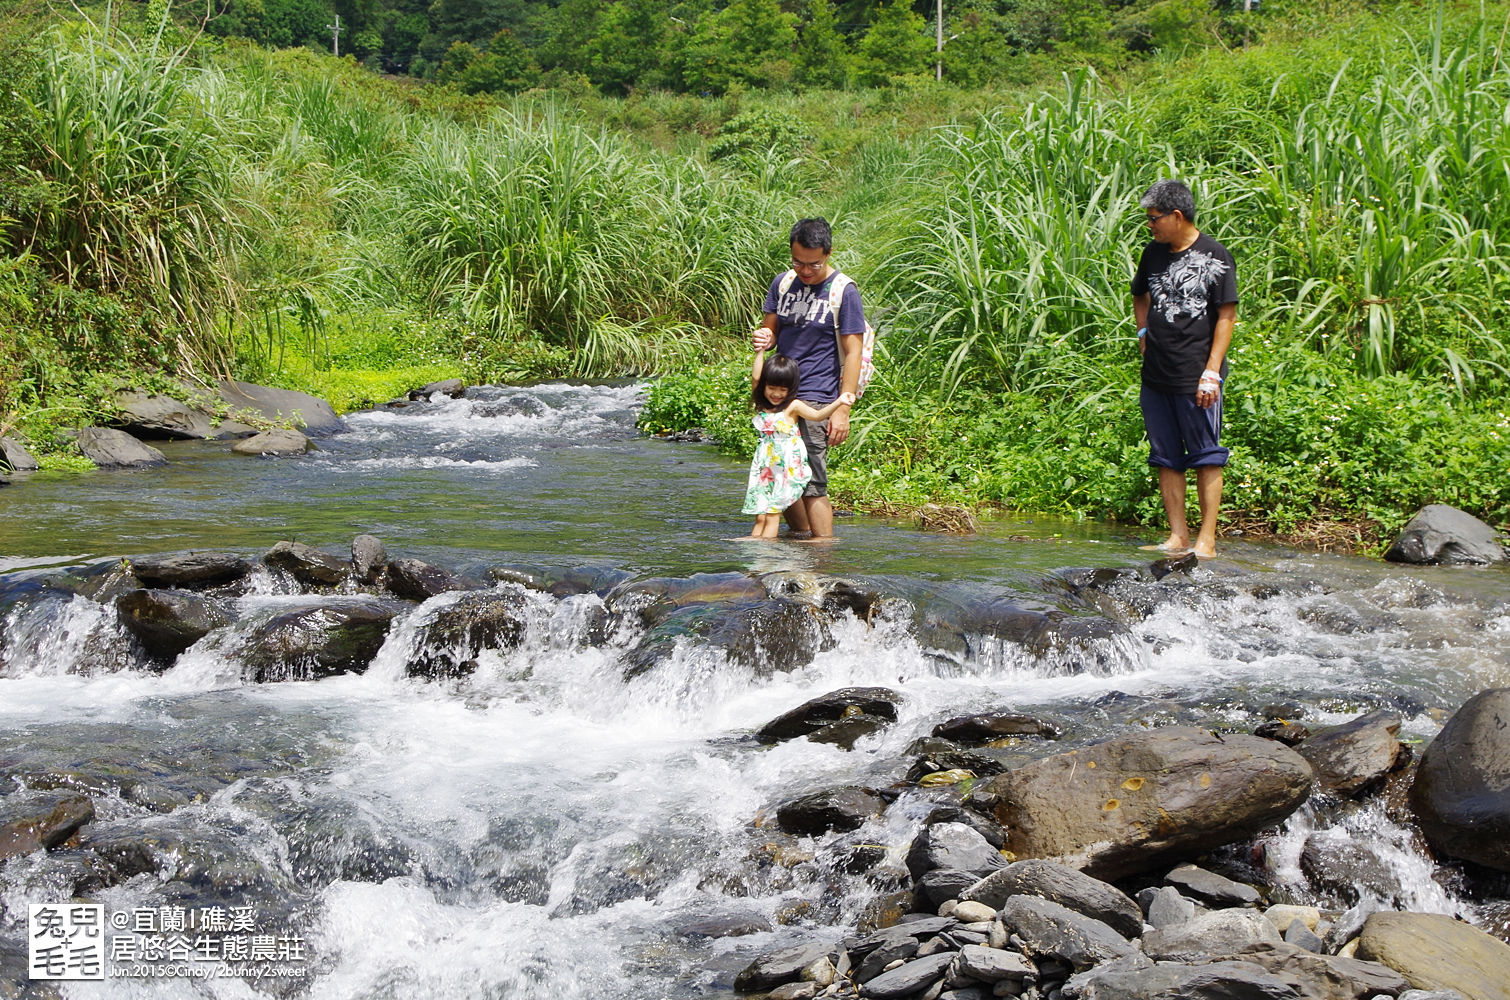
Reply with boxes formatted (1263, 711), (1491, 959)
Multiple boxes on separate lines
(1410, 689), (1510, 871)
(1228, 941), (1411, 1000)
(217, 379), (342, 435)
(972, 726), (1314, 881)
(111, 390), (217, 440)
(1296, 710), (1411, 799)
(405, 589), (531, 678)
(115, 589), (232, 661)
(233, 598), (406, 681)
(962, 860), (1142, 939)
(1384, 504), (1507, 565)
(130, 552), (252, 590)
(0, 437), (39, 471)
(1356, 910), (1510, 1000)
(75, 427), (167, 468)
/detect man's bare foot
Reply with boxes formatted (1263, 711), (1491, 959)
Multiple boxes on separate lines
(1191, 543), (1217, 559)
(784, 530), (815, 541)
(1139, 539), (1190, 553)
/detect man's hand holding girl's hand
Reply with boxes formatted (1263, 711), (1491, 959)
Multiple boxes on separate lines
(838, 392), (857, 405)
(751, 327), (775, 351)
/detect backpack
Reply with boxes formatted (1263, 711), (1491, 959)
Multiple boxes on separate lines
(776, 269), (877, 398)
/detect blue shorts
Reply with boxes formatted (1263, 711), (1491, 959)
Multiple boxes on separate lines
(1141, 386), (1229, 471)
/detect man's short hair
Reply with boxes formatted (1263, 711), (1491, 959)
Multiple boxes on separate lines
(790, 217), (833, 252)
(1140, 180), (1197, 225)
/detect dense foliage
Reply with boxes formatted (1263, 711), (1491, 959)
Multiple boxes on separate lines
(2, 0), (1507, 549)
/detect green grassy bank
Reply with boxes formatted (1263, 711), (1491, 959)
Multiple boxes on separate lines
(1, 2), (1507, 551)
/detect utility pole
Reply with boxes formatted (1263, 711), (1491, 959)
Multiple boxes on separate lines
(328, 13), (341, 57)
(935, 0), (943, 82)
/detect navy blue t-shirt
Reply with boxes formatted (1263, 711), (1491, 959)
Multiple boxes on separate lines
(762, 271), (866, 404)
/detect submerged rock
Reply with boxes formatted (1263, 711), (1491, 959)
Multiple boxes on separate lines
(406, 588), (530, 678)
(234, 598), (407, 681)
(1384, 504), (1507, 565)
(972, 726), (1314, 881)
(115, 589), (233, 661)
(0, 793), (94, 860)
(775, 786), (888, 835)
(1410, 688), (1510, 872)
(232, 429), (314, 456)
(757, 687), (903, 744)
(931, 712), (1062, 745)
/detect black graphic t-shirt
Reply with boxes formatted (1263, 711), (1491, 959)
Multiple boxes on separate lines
(1131, 233), (1237, 393)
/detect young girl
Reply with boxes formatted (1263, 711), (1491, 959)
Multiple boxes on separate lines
(742, 349), (856, 539)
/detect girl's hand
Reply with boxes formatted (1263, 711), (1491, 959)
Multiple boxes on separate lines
(838, 392), (856, 405)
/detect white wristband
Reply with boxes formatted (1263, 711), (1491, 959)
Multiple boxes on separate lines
(1199, 369), (1222, 384)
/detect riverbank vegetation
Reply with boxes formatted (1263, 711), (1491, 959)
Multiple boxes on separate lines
(1, 0), (1507, 550)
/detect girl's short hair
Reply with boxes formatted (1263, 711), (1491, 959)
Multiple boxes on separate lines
(754, 354), (801, 410)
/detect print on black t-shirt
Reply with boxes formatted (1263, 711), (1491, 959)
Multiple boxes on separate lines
(1131, 233), (1238, 395)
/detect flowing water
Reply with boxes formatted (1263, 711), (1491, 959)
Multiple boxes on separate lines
(1, 383), (1508, 998)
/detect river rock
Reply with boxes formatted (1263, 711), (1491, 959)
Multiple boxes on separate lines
(998, 895), (1138, 971)
(0, 436), (39, 471)
(0, 793), (94, 860)
(1265, 905), (1320, 935)
(734, 941), (835, 992)
(217, 379), (342, 434)
(917, 868), (984, 911)
(1357, 910), (1510, 999)
(962, 859), (1143, 939)
(932, 712), (1062, 745)
(609, 572), (768, 625)
(858, 952), (954, 998)
(757, 687), (903, 744)
(111, 390), (217, 439)
(115, 589), (232, 661)
(1300, 832), (1405, 907)
(406, 589), (531, 678)
(1296, 710), (1410, 798)
(232, 429), (314, 455)
(351, 535), (386, 584)
(1164, 864), (1263, 907)
(410, 378), (465, 399)
(1281, 920), (1324, 952)
(950, 944), (1036, 985)
(855, 936), (919, 983)
(1146, 886), (1198, 929)
(234, 598), (406, 681)
(1144, 909), (1281, 962)
(1410, 688), (1510, 871)
(906, 822), (1008, 881)
(1384, 504), (1507, 565)
(957, 598), (1134, 674)
(906, 749), (1010, 782)
(625, 598), (830, 680)
(1256, 719), (1313, 746)
(775, 786), (888, 835)
(265, 540), (349, 586)
(1062, 957), (1294, 999)
(130, 551), (253, 589)
(971, 726), (1314, 881)
(386, 557), (473, 601)
(75, 427), (167, 468)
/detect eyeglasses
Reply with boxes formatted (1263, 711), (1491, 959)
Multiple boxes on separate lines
(1145, 211), (1174, 225)
(790, 257), (827, 272)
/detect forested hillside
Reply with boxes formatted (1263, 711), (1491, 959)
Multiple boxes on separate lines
(1, 0), (1506, 548)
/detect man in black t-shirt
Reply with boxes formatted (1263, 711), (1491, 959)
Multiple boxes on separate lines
(1131, 179), (1237, 559)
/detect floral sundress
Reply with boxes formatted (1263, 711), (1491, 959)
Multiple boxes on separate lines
(742, 410), (811, 515)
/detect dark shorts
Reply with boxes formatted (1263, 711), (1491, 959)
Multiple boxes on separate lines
(1140, 386), (1229, 471)
(797, 417), (829, 498)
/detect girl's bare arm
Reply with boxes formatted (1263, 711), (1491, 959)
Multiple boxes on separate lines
(751, 344), (766, 387)
(786, 392), (856, 422)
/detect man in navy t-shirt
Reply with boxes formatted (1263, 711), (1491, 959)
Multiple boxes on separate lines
(750, 218), (866, 539)
(1131, 179), (1237, 560)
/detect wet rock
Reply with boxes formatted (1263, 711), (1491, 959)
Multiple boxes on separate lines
(1164, 864), (1263, 907)
(264, 540), (349, 586)
(1300, 832), (1408, 908)
(0, 793), (94, 860)
(963, 860), (1143, 940)
(905, 822), (1008, 881)
(351, 534), (386, 584)
(735, 941), (835, 992)
(1150, 552), (1200, 579)
(625, 598), (830, 680)
(971, 726), (1314, 881)
(410, 378), (465, 399)
(932, 713), (1062, 745)
(1143, 909), (1281, 962)
(806, 715), (893, 750)
(858, 952), (954, 998)
(130, 551), (253, 589)
(757, 688), (903, 744)
(0, 436), (39, 471)
(998, 895), (1138, 971)
(1410, 688), (1510, 871)
(1384, 504), (1507, 565)
(1255, 719), (1312, 746)
(217, 379), (342, 434)
(1296, 710), (1411, 798)
(115, 589), (233, 661)
(1357, 910), (1510, 999)
(235, 598), (406, 681)
(957, 598), (1135, 675)
(673, 911), (773, 939)
(75, 426), (167, 468)
(775, 786), (888, 835)
(609, 572), (768, 626)
(1061, 957), (1289, 999)
(386, 556), (474, 601)
(111, 390), (217, 439)
(232, 429), (314, 455)
(905, 749), (1010, 783)
(406, 589), (530, 678)
(817, 579), (885, 620)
